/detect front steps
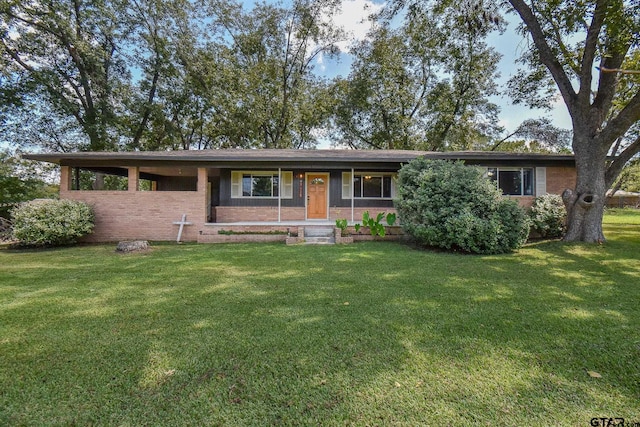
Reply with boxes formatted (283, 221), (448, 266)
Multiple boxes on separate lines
(303, 227), (335, 245)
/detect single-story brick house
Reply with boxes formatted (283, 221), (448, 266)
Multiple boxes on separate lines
(24, 149), (576, 243)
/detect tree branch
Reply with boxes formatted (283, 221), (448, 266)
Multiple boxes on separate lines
(577, 0), (608, 104)
(490, 128), (520, 151)
(605, 134), (640, 188)
(508, 0), (577, 113)
(596, 89), (640, 147)
(592, 50), (629, 117)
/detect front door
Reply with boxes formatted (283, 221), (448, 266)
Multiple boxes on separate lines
(307, 173), (328, 219)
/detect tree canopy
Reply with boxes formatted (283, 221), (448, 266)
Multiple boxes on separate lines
(2, 0), (530, 153)
(1, 0), (342, 151)
(331, 3), (503, 150)
(0, 150), (57, 218)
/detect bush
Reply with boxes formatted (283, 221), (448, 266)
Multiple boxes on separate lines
(529, 194), (566, 238)
(495, 198), (531, 251)
(0, 217), (12, 242)
(11, 199), (94, 246)
(395, 158), (530, 254)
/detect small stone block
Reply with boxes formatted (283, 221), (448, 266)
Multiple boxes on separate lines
(116, 240), (150, 253)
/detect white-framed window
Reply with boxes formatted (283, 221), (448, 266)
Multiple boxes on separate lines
(342, 172), (395, 199)
(231, 171), (293, 198)
(487, 168), (534, 196)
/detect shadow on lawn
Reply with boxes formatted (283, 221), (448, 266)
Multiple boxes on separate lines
(139, 243), (638, 422)
(1, 240), (639, 425)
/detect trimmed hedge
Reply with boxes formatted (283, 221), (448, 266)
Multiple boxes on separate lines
(395, 158), (530, 254)
(11, 199), (94, 246)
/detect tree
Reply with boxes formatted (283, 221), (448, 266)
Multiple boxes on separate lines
(331, 24), (440, 149)
(331, 3), (502, 150)
(0, 150), (57, 219)
(0, 0), (189, 152)
(506, 0), (640, 242)
(196, 0), (342, 149)
(487, 118), (572, 153)
(117, 0), (341, 150)
(610, 157), (640, 193)
(1, 0), (129, 150)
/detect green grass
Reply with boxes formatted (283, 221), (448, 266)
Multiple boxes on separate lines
(604, 208), (640, 225)
(1, 213), (639, 426)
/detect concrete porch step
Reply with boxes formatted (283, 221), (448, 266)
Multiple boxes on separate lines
(304, 236), (336, 245)
(304, 227), (334, 238)
(303, 227), (336, 245)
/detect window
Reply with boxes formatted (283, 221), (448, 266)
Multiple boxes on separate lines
(342, 173), (394, 199)
(231, 171), (293, 198)
(243, 174), (278, 197)
(487, 168), (534, 196)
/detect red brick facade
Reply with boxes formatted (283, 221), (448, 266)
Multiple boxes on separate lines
(62, 190), (205, 242)
(60, 166), (207, 242)
(215, 207), (306, 222)
(547, 166), (577, 195)
(214, 206), (399, 223)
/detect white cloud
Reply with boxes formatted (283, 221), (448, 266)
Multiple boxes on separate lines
(310, 0), (384, 75)
(327, 0), (385, 52)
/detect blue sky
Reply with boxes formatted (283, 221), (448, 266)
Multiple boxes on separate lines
(486, 18), (572, 133)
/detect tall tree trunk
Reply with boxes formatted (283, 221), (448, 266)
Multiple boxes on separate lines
(562, 132), (607, 243)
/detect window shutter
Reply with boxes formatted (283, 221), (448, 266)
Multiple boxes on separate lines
(231, 171), (242, 198)
(281, 171), (293, 199)
(342, 172), (352, 199)
(391, 175), (398, 198)
(535, 167), (547, 196)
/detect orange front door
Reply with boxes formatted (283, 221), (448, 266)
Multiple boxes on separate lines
(307, 174), (328, 219)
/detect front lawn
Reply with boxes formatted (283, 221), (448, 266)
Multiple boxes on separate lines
(1, 216), (639, 425)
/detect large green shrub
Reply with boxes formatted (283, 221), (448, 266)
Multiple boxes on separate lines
(529, 193), (566, 238)
(11, 199), (94, 246)
(395, 158), (530, 254)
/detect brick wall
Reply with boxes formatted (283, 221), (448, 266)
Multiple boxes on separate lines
(546, 166), (576, 195)
(215, 206), (400, 223)
(198, 224), (298, 243)
(329, 207), (398, 223)
(62, 190), (206, 242)
(606, 195), (640, 208)
(510, 196), (536, 208)
(215, 206), (306, 222)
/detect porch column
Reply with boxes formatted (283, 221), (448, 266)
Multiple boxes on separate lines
(197, 167), (208, 193)
(128, 167), (139, 192)
(278, 168), (282, 222)
(197, 167), (209, 221)
(60, 166), (72, 192)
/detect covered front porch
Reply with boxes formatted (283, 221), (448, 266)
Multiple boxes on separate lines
(54, 162), (398, 243)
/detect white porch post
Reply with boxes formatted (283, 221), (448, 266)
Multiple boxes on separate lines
(350, 168), (354, 223)
(278, 168), (282, 223)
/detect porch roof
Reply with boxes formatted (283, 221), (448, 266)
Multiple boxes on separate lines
(24, 148), (576, 169)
